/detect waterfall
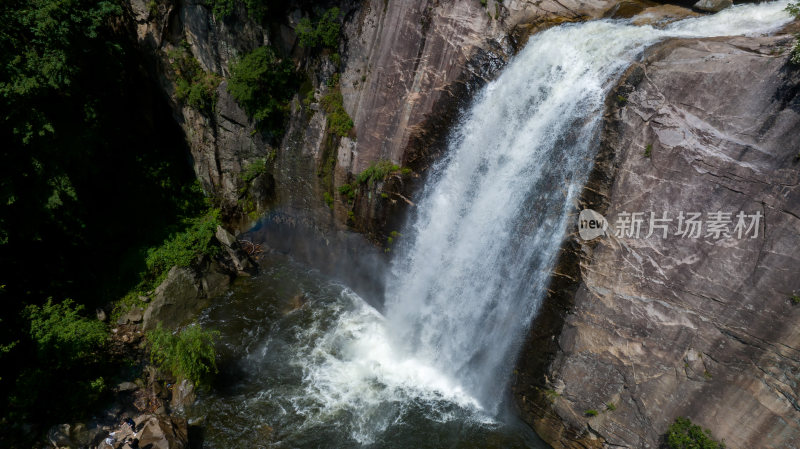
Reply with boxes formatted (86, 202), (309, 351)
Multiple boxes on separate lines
(192, 3), (794, 447)
(192, 3), (795, 446)
(383, 1), (792, 412)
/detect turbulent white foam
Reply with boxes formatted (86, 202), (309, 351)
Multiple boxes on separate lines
(290, 289), (487, 444)
(280, 2), (793, 441)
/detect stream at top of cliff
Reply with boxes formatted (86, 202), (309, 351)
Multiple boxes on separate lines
(188, 3), (793, 447)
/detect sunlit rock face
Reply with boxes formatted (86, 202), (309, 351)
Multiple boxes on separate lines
(516, 26), (800, 449)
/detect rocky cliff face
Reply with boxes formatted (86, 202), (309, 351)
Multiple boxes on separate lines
(514, 31), (800, 449)
(126, 0), (623, 236)
(123, 0), (632, 298)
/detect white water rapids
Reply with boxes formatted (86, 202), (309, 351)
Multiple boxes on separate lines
(196, 3), (795, 447)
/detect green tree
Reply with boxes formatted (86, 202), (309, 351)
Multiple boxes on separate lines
(25, 299), (107, 368)
(169, 44), (221, 113)
(321, 86), (354, 137)
(148, 324), (220, 387)
(207, 0), (235, 18)
(296, 7), (341, 49)
(227, 46), (295, 137)
(5, 299), (110, 440)
(143, 209), (221, 286)
(666, 417), (726, 449)
(0, 0), (214, 442)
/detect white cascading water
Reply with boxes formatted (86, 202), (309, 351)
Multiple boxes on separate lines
(290, 1), (792, 442)
(382, 1), (793, 411)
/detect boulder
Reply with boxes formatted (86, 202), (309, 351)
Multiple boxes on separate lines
(631, 5), (700, 27)
(117, 307), (144, 325)
(70, 423), (89, 446)
(693, 0), (732, 12)
(96, 308), (108, 322)
(214, 225), (237, 247)
(215, 225), (258, 275)
(47, 423), (72, 447)
(142, 267), (201, 331)
(199, 260), (231, 299)
(136, 415), (188, 449)
(170, 379), (196, 412)
(117, 381), (138, 393)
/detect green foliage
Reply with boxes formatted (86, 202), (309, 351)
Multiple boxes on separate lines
(241, 158), (268, 184)
(788, 4), (800, 64)
(304, 88), (316, 108)
(25, 299), (107, 368)
(207, 0), (235, 18)
(205, 0), (285, 23)
(321, 86), (354, 137)
(236, 158), (269, 218)
(644, 143), (652, 158)
(296, 8), (341, 49)
(147, 324), (219, 387)
(299, 76), (315, 109)
(144, 209), (221, 287)
(7, 298), (113, 438)
(356, 160), (402, 186)
(243, 0), (267, 22)
(0, 0), (122, 116)
(616, 94), (628, 105)
(169, 44), (221, 113)
(331, 53), (341, 67)
(148, 0), (158, 16)
(327, 73), (341, 88)
(0, 0), (219, 441)
(544, 389), (561, 402)
(585, 409), (599, 417)
(480, 0), (487, 7)
(606, 402), (616, 411)
(205, 0), (286, 22)
(296, 17), (317, 48)
(335, 161), (408, 206)
(237, 195), (260, 220)
(666, 417), (726, 449)
(323, 191), (334, 208)
(791, 294), (800, 304)
(317, 8), (341, 48)
(228, 46), (295, 137)
(338, 183), (356, 200)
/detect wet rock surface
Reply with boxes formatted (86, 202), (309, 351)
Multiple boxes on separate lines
(693, 0), (732, 13)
